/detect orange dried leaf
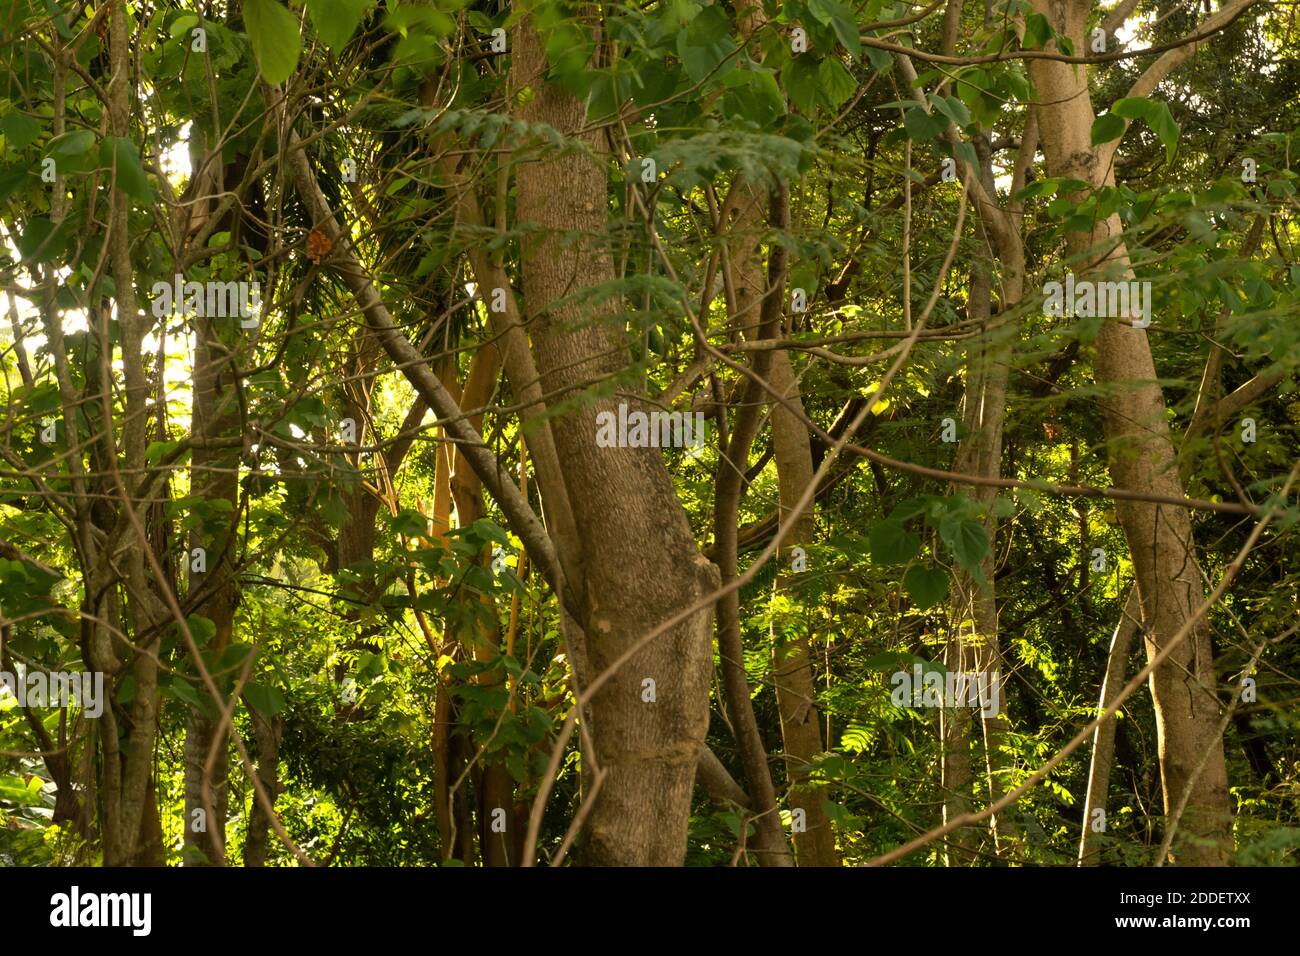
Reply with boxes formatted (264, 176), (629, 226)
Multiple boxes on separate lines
(306, 228), (333, 264)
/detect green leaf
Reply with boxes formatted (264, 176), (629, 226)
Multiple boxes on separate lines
(17, 217), (62, 263)
(807, 0), (836, 24)
(722, 68), (786, 127)
(0, 111), (39, 150)
(1090, 112), (1125, 147)
(932, 94), (970, 128)
(783, 54), (820, 114)
(1107, 97), (1179, 164)
(46, 129), (94, 161)
(869, 519), (920, 565)
(99, 137), (154, 201)
(166, 678), (204, 709)
(1022, 12), (1051, 49)
(818, 57), (857, 109)
(676, 5), (736, 84)
(187, 614), (217, 646)
(1147, 102), (1179, 165)
(145, 439), (183, 465)
(862, 651), (944, 675)
(863, 42), (892, 73)
(903, 565), (949, 610)
(306, 0), (369, 52)
(808, 0), (861, 59)
(903, 106), (944, 142)
(244, 681), (286, 718)
(244, 0), (302, 84)
(939, 517), (988, 572)
(390, 508), (428, 537)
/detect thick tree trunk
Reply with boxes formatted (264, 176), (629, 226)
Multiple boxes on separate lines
(1028, 0), (1233, 865)
(511, 17), (719, 865)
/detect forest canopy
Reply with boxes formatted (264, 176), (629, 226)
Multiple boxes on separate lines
(0, 0), (1297, 869)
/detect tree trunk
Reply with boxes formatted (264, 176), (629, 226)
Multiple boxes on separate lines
(1079, 587), (1141, 865)
(1028, 0), (1233, 865)
(511, 17), (719, 865)
(720, 174), (838, 866)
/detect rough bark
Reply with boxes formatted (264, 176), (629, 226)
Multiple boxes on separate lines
(1028, 0), (1233, 865)
(711, 193), (796, 865)
(511, 16), (720, 865)
(182, 163), (242, 861)
(721, 175), (838, 866)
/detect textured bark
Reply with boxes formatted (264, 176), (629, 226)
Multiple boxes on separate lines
(447, 342), (518, 867)
(711, 205), (796, 865)
(511, 17), (719, 865)
(104, 0), (164, 866)
(722, 180), (837, 866)
(1028, 0), (1232, 865)
(765, 349), (839, 867)
(952, 258), (1020, 859)
(182, 293), (241, 865)
(245, 710), (283, 867)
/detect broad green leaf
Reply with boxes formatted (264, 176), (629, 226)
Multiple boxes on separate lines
(932, 94), (970, 128)
(903, 106), (944, 142)
(676, 5), (736, 84)
(99, 137), (154, 201)
(165, 678), (204, 709)
(1105, 97), (1179, 163)
(784, 54), (820, 114)
(390, 509), (428, 537)
(869, 519), (920, 565)
(46, 129), (94, 161)
(244, 681), (287, 718)
(903, 565), (949, 610)
(818, 57), (857, 109)
(1022, 12), (1051, 49)
(245, 0), (302, 84)
(306, 0), (370, 52)
(1090, 111), (1125, 146)
(187, 614), (217, 646)
(0, 111), (39, 150)
(722, 68), (785, 127)
(939, 517), (988, 572)
(17, 217), (63, 263)
(808, 0), (862, 59)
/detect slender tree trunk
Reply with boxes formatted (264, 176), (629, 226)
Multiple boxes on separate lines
(721, 175), (838, 866)
(182, 299), (240, 864)
(105, 0), (164, 866)
(1079, 587), (1141, 865)
(447, 342), (518, 866)
(245, 709), (283, 867)
(711, 232), (796, 866)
